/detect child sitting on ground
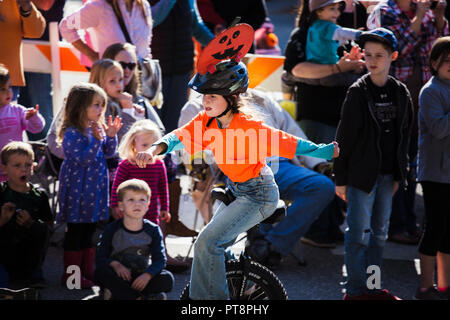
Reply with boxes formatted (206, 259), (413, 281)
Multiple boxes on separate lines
(0, 65), (45, 182)
(95, 179), (174, 300)
(0, 141), (53, 289)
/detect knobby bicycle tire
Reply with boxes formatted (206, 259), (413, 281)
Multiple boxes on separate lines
(180, 259), (288, 300)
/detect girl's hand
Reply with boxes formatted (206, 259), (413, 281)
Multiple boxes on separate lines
(102, 115), (123, 138)
(90, 121), (103, 141)
(25, 104), (39, 120)
(331, 141), (340, 159)
(160, 210), (171, 223)
(135, 145), (162, 168)
(133, 104), (145, 115)
(110, 261), (131, 282)
(347, 45), (363, 61)
(131, 273), (151, 292)
(337, 52), (365, 73)
(118, 92), (133, 109)
(335, 185), (347, 202)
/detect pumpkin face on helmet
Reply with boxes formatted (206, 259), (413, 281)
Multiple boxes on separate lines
(197, 24), (254, 75)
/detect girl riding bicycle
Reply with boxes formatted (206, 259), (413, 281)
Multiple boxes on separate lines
(135, 26), (340, 300)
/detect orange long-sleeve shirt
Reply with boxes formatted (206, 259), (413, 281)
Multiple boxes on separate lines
(0, 1), (46, 86)
(173, 111), (298, 182)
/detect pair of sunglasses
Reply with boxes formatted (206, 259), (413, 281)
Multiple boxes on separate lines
(119, 61), (137, 70)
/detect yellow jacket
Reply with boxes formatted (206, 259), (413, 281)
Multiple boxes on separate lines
(0, 1), (46, 86)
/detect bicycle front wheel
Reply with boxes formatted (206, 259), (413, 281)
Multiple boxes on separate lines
(180, 259), (288, 300)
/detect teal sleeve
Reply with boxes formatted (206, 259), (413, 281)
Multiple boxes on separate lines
(151, 0), (177, 27)
(153, 132), (185, 154)
(295, 139), (335, 160)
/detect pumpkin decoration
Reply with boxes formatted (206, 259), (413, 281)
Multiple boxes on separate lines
(197, 23), (255, 75)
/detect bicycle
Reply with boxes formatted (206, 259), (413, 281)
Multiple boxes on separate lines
(180, 187), (288, 300)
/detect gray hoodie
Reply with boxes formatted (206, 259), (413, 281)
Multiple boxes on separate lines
(418, 76), (450, 183)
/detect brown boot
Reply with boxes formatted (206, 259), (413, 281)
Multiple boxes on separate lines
(164, 180), (198, 237)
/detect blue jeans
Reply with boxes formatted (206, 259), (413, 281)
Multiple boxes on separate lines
(262, 160), (335, 255)
(344, 175), (394, 296)
(189, 167), (279, 300)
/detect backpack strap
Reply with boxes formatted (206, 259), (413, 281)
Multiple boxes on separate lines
(110, 3), (133, 44)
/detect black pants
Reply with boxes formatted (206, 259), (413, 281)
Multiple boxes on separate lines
(94, 266), (174, 300)
(419, 181), (450, 256)
(63, 223), (97, 251)
(0, 222), (50, 279)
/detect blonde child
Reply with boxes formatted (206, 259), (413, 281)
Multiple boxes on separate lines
(89, 58), (145, 142)
(111, 119), (171, 225)
(56, 82), (122, 289)
(0, 65), (45, 182)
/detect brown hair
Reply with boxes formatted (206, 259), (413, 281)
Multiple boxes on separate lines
(1, 141), (34, 165)
(429, 36), (450, 76)
(117, 178), (151, 202)
(57, 82), (107, 143)
(102, 42), (141, 97)
(0, 64), (10, 88)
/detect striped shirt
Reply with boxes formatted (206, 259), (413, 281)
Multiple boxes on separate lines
(110, 158), (169, 224)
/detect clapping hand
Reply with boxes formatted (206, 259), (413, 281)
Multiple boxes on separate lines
(433, 0), (447, 18)
(90, 121), (103, 141)
(102, 115), (123, 138)
(25, 104), (39, 120)
(347, 45), (363, 61)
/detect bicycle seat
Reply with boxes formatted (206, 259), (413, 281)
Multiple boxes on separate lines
(211, 187), (286, 225)
(261, 200), (286, 225)
(210, 187), (236, 205)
